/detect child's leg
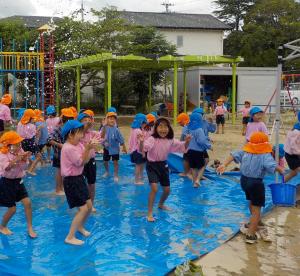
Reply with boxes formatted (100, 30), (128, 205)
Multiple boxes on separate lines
(242, 124), (247, 136)
(216, 124), (220, 134)
(135, 164), (143, 184)
(248, 205), (261, 236)
(113, 160), (119, 181)
(284, 168), (300, 183)
(27, 153), (42, 175)
(55, 168), (64, 195)
(180, 160), (190, 177)
(65, 204), (89, 245)
(140, 163), (145, 180)
(0, 206), (16, 235)
(88, 184), (96, 206)
(148, 183), (158, 222)
(103, 161), (109, 176)
(199, 158), (209, 180)
(158, 186), (171, 210)
(221, 123), (225, 134)
(192, 168), (201, 187)
(78, 199), (92, 236)
(21, 197), (37, 238)
(47, 145), (51, 162)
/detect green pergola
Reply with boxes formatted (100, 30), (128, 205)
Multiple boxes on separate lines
(55, 53), (243, 125)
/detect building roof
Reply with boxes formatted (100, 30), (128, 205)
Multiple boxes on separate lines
(119, 11), (231, 30)
(0, 15), (61, 29)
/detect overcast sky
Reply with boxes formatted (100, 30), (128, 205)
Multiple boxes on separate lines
(0, 0), (216, 18)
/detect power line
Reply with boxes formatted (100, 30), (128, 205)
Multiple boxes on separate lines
(161, 1), (174, 13)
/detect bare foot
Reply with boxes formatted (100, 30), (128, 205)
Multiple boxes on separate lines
(92, 207), (97, 213)
(158, 205), (171, 211)
(65, 237), (84, 245)
(78, 228), (91, 237)
(102, 172), (109, 178)
(27, 171), (37, 176)
(187, 174), (193, 180)
(193, 182), (200, 188)
(134, 181), (144, 185)
(179, 173), (187, 177)
(55, 190), (65, 196)
(147, 216), (155, 222)
(201, 176), (208, 180)
(114, 176), (119, 182)
(0, 226), (13, 235)
(28, 228), (37, 238)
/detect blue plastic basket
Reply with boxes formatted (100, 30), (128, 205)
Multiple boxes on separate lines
(269, 182), (297, 207)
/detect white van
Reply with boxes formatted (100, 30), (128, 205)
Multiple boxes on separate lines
(281, 82), (300, 105)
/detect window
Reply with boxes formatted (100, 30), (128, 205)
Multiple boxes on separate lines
(177, 35), (183, 47)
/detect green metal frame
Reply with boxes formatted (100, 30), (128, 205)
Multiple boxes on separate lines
(56, 53), (242, 126)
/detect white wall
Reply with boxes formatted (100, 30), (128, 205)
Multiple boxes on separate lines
(159, 28), (224, 55)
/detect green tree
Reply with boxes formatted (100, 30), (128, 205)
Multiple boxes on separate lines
(213, 0), (256, 31)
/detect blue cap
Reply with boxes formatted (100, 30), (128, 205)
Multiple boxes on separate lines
(46, 105), (56, 115)
(131, 113), (147, 129)
(298, 111), (300, 122)
(108, 107), (117, 113)
(62, 120), (84, 138)
(77, 112), (90, 122)
(250, 107), (263, 117)
(192, 107), (204, 115)
(293, 122), (300, 131)
(188, 112), (203, 131)
(150, 111), (158, 119)
(17, 108), (26, 121)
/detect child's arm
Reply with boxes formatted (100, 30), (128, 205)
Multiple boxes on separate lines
(121, 143), (127, 154)
(82, 139), (99, 164)
(5, 152), (31, 171)
(216, 155), (234, 174)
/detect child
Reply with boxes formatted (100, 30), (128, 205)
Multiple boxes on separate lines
(139, 117), (191, 222)
(245, 107), (268, 141)
(284, 120), (300, 183)
(101, 112), (127, 182)
(0, 131), (37, 238)
(83, 109), (95, 122)
(46, 105), (60, 162)
(186, 113), (212, 188)
(217, 132), (284, 244)
(77, 112), (102, 212)
(214, 98), (227, 134)
(144, 113), (156, 139)
(17, 109), (42, 176)
(61, 120), (99, 245)
(70, 106), (78, 118)
(176, 113), (191, 178)
(0, 94), (13, 135)
(272, 144), (285, 168)
(48, 108), (74, 195)
(239, 101), (251, 136)
(128, 113), (148, 184)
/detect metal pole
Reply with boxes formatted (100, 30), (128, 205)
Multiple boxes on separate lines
(232, 63), (237, 124)
(36, 70), (40, 109)
(76, 66), (81, 111)
(107, 60), (112, 109)
(183, 68), (187, 113)
(104, 68), (108, 113)
(148, 72), (152, 111)
(41, 71), (45, 112)
(55, 69), (59, 113)
(12, 39), (16, 118)
(173, 62), (178, 127)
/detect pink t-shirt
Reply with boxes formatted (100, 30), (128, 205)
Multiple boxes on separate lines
(144, 128), (154, 140)
(214, 106), (227, 116)
(17, 122), (37, 139)
(80, 130), (102, 158)
(284, 129), (300, 155)
(0, 150), (28, 179)
(0, 104), (11, 121)
(142, 136), (186, 162)
(240, 107), (250, 118)
(46, 117), (60, 135)
(245, 122), (269, 141)
(128, 128), (142, 153)
(61, 142), (86, 177)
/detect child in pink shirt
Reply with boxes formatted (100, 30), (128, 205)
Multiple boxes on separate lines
(0, 94), (13, 134)
(129, 113), (148, 184)
(17, 109), (42, 176)
(46, 105), (60, 163)
(139, 118), (191, 222)
(214, 99), (227, 134)
(0, 131), (37, 238)
(61, 120), (99, 246)
(239, 100), (251, 136)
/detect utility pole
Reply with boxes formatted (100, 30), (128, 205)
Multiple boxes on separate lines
(81, 0), (84, 22)
(161, 1), (174, 13)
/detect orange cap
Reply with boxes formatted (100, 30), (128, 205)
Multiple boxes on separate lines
(61, 108), (75, 118)
(70, 106), (78, 118)
(146, 114), (156, 123)
(34, 109), (44, 122)
(176, 113), (190, 125)
(106, 112), (117, 118)
(0, 131), (24, 154)
(1, 94), (12, 105)
(84, 109), (94, 117)
(20, 109), (35, 125)
(243, 132), (272, 154)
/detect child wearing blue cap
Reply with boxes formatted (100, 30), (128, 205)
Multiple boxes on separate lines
(245, 107), (268, 141)
(128, 114), (147, 184)
(46, 105), (60, 163)
(61, 120), (99, 246)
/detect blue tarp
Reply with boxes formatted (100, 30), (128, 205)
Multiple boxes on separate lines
(0, 155), (299, 276)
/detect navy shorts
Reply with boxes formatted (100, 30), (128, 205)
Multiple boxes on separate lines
(52, 151), (61, 168)
(242, 117), (250, 124)
(130, 150), (146, 164)
(0, 178), (28, 207)
(216, 115), (225, 125)
(38, 144), (47, 151)
(103, 148), (119, 161)
(240, 175), (265, 207)
(187, 150), (205, 169)
(285, 152), (300, 170)
(83, 158), (97, 184)
(146, 161), (170, 187)
(63, 175), (90, 209)
(21, 137), (39, 154)
(203, 150), (209, 159)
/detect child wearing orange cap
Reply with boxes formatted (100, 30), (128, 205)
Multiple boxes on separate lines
(101, 112), (127, 182)
(217, 132), (285, 244)
(47, 108), (75, 195)
(16, 109), (42, 176)
(34, 110), (49, 165)
(177, 113), (192, 178)
(214, 98), (227, 134)
(144, 113), (156, 139)
(0, 94), (13, 135)
(0, 131), (37, 238)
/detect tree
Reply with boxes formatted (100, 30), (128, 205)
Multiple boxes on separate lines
(213, 0), (256, 31)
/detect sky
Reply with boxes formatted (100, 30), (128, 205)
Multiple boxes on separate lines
(0, 0), (216, 18)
